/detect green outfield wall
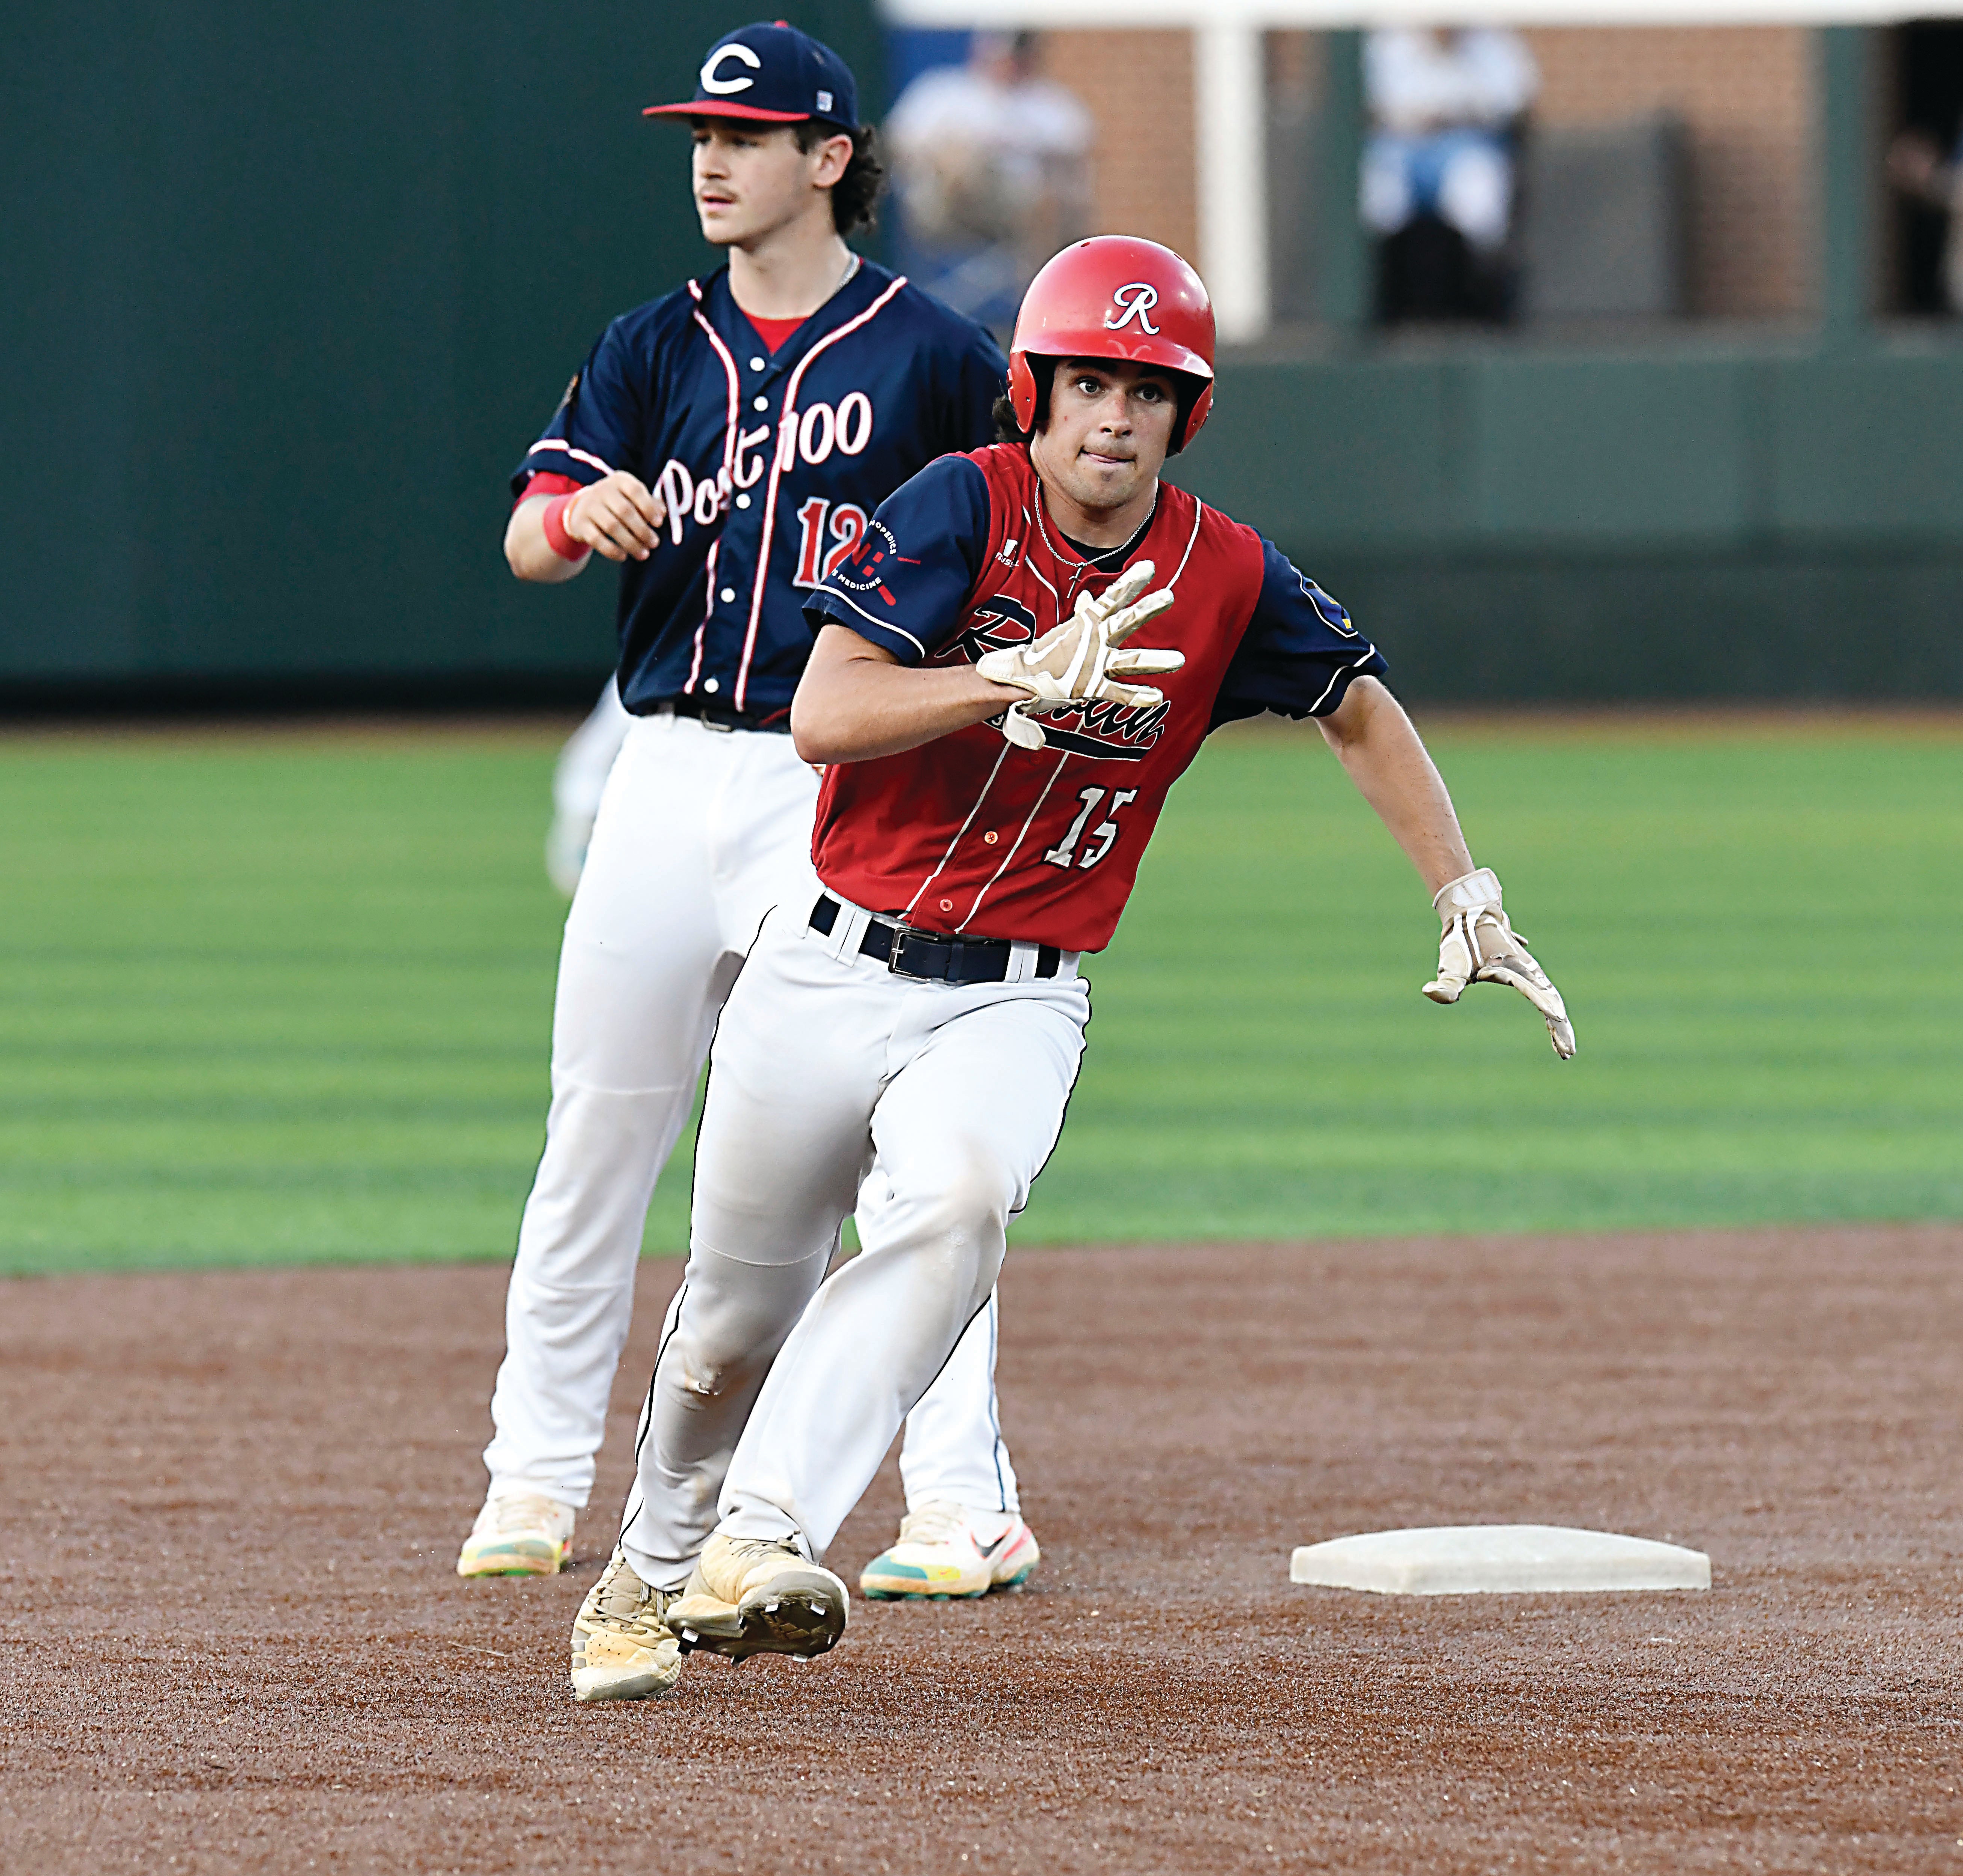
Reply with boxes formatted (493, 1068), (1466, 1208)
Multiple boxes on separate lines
(1174, 337), (1963, 702)
(6, 9), (1961, 705)
(2, 0), (884, 705)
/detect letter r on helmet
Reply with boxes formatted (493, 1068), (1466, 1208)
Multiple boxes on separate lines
(1104, 283), (1161, 334)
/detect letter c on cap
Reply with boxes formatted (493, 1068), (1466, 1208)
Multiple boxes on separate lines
(702, 43), (762, 94)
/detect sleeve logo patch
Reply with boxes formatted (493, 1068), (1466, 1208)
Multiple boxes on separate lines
(1301, 573), (1357, 637)
(829, 519), (909, 606)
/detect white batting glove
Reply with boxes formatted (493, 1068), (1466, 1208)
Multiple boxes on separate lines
(975, 560), (1184, 751)
(1423, 867), (1577, 1059)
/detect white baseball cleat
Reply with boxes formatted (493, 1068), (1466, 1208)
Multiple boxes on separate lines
(859, 1502), (1041, 1600)
(456, 1489), (576, 1578)
(570, 1550), (683, 1703)
(667, 1533), (850, 1663)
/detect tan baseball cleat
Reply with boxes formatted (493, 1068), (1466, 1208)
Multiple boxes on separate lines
(667, 1533), (849, 1663)
(569, 1551), (684, 1703)
(456, 1490), (576, 1578)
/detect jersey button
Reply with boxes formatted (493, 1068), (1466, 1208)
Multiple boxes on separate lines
(735, 493), (751, 509)
(749, 356), (766, 371)
(983, 831), (999, 844)
(939, 899), (954, 912)
(719, 587), (735, 602)
(753, 395), (769, 412)
(703, 678), (720, 694)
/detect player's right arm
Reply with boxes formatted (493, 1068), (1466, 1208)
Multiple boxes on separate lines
(794, 455), (1181, 762)
(505, 472), (667, 584)
(505, 315), (665, 582)
(796, 453), (1057, 762)
(793, 626), (1024, 763)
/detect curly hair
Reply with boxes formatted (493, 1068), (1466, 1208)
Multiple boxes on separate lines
(989, 388), (1036, 447)
(795, 121), (885, 237)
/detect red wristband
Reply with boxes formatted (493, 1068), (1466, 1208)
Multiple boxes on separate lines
(542, 493), (588, 562)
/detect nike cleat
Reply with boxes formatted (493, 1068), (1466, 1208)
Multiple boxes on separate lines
(859, 1502), (1040, 1601)
(457, 1490), (576, 1578)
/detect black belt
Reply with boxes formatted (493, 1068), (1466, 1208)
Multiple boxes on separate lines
(811, 895), (1060, 986)
(653, 695), (791, 735)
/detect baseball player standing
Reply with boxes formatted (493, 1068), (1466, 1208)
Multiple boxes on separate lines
(565, 234), (1576, 1700)
(459, 22), (1039, 1605)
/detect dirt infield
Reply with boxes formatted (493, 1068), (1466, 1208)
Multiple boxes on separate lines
(4, 1228), (1960, 1874)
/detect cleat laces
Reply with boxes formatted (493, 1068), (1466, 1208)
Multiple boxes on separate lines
(481, 1493), (566, 1539)
(590, 1564), (671, 1639)
(724, 1536), (806, 1572)
(894, 1502), (970, 1548)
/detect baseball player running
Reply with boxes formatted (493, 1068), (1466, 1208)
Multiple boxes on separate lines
(564, 233), (1575, 1701)
(459, 22), (1040, 1604)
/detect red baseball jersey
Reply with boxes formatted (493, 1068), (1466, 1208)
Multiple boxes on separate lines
(801, 443), (1387, 953)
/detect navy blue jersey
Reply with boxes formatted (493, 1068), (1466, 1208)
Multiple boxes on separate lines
(514, 261), (1006, 719)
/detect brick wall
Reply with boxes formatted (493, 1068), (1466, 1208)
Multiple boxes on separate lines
(1037, 31), (1198, 265)
(1029, 26), (1814, 320)
(1524, 28), (1814, 317)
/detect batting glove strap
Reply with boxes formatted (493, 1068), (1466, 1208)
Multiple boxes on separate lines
(1422, 869), (1577, 1060)
(1432, 865), (1503, 916)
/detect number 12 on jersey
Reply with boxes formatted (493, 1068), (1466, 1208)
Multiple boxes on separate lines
(1044, 787), (1137, 870)
(794, 498), (871, 587)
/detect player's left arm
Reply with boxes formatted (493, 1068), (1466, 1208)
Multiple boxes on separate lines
(1318, 677), (1576, 1058)
(1219, 544), (1574, 1058)
(1315, 676), (1472, 896)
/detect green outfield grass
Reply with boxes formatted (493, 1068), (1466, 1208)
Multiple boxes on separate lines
(2, 715), (1957, 1275)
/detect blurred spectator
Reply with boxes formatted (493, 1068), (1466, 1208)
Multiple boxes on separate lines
(1887, 126), (1963, 313)
(885, 32), (1092, 334)
(1363, 27), (1538, 323)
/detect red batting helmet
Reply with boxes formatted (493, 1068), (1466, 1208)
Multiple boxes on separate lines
(1007, 236), (1216, 452)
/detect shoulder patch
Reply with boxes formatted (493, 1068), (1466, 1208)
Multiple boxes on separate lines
(1302, 572), (1357, 637)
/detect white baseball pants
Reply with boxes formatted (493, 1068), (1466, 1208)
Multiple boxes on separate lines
(482, 713), (1019, 1521)
(619, 896), (1086, 1585)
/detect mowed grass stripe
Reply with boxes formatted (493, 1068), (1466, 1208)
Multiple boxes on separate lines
(1, 718), (1956, 1273)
